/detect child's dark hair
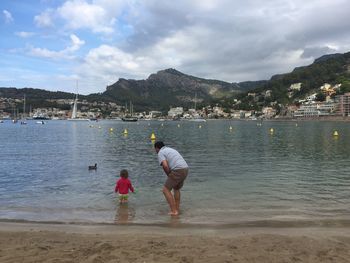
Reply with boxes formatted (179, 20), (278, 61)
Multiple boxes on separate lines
(120, 169), (129, 179)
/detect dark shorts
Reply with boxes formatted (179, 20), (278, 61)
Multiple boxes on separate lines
(164, 168), (188, 190)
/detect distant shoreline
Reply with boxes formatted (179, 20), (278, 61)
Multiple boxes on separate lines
(223, 116), (350, 122)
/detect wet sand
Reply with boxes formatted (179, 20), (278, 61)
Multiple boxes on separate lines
(1, 222), (350, 262)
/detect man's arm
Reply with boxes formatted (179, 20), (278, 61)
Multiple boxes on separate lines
(161, 160), (171, 175)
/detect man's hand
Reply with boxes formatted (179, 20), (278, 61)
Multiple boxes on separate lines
(161, 160), (171, 175)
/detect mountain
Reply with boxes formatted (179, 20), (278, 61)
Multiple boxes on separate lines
(1, 51), (350, 113)
(244, 51), (350, 107)
(102, 68), (264, 111)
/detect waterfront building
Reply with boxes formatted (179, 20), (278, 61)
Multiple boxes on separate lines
(168, 107), (184, 118)
(262, 107), (276, 119)
(149, 111), (162, 118)
(335, 92), (350, 116)
(294, 102), (336, 118)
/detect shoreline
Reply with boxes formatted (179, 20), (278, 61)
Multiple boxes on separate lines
(1, 221), (350, 262)
(2, 217), (350, 228)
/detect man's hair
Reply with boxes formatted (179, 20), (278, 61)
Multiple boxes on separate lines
(120, 169), (129, 178)
(154, 141), (165, 149)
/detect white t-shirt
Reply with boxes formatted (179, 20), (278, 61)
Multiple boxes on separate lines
(158, 146), (188, 170)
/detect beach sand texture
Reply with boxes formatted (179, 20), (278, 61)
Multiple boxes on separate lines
(1, 223), (350, 262)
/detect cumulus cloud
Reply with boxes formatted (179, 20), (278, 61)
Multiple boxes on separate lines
(114, 0), (350, 82)
(3, 9), (14, 23)
(29, 34), (85, 59)
(55, 0), (125, 34)
(22, 0), (350, 93)
(34, 10), (54, 27)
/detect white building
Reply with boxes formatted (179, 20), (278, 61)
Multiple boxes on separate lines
(294, 102), (335, 118)
(262, 107), (276, 118)
(149, 111), (162, 118)
(168, 107), (184, 118)
(289, 83), (302, 91)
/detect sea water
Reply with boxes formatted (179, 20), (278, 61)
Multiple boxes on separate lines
(1, 119), (350, 226)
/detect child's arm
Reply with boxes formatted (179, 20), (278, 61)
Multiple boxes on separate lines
(114, 181), (119, 193)
(129, 180), (134, 193)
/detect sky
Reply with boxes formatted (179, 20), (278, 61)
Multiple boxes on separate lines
(1, 0), (350, 95)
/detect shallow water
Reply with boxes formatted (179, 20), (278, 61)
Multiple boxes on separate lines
(1, 119), (350, 226)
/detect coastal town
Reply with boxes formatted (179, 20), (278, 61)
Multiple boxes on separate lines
(1, 82), (350, 121)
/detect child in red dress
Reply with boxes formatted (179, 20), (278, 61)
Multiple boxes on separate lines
(115, 169), (134, 203)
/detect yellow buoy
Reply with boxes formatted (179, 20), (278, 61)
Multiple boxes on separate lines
(333, 131), (339, 136)
(123, 128), (128, 135)
(229, 126), (233, 131)
(109, 128), (114, 132)
(150, 132), (156, 140)
(199, 125), (202, 129)
(269, 128), (274, 134)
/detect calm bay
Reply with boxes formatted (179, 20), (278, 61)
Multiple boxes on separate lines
(1, 119), (350, 226)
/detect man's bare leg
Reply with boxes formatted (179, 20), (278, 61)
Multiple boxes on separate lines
(174, 189), (181, 213)
(162, 186), (178, 215)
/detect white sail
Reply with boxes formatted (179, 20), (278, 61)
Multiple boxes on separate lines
(71, 94), (78, 119)
(68, 81), (89, 121)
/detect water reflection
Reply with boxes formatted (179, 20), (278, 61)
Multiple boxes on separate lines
(114, 203), (135, 224)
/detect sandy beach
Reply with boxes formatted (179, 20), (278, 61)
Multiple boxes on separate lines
(1, 222), (350, 263)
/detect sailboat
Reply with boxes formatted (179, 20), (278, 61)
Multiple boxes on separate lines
(68, 81), (90, 121)
(122, 101), (138, 122)
(189, 92), (206, 122)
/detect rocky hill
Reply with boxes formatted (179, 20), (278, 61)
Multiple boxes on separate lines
(233, 51), (350, 110)
(102, 68), (265, 111)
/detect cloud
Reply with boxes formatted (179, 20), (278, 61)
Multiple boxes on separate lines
(15, 31), (35, 38)
(55, 0), (130, 34)
(28, 34), (85, 59)
(34, 0), (130, 34)
(66, 34), (85, 52)
(116, 0), (350, 82)
(34, 9), (54, 27)
(301, 46), (337, 59)
(10, 0), (350, 94)
(3, 9), (14, 23)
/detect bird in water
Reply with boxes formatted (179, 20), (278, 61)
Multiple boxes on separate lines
(88, 163), (97, 170)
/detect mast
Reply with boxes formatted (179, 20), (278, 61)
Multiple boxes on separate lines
(23, 94), (26, 119)
(71, 80), (78, 119)
(194, 92), (197, 111)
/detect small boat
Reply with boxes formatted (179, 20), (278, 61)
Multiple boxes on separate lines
(36, 121), (45, 124)
(33, 114), (50, 120)
(122, 116), (138, 122)
(188, 117), (206, 122)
